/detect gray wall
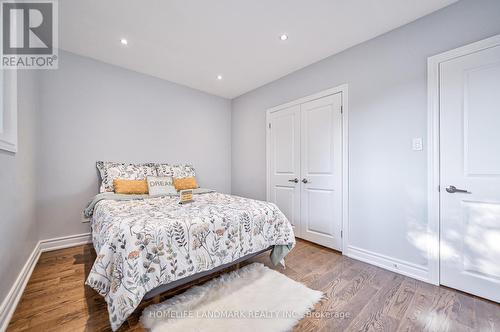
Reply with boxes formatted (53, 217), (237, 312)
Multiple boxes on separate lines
(0, 71), (39, 301)
(36, 51), (231, 239)
(231, 0), (500, 268)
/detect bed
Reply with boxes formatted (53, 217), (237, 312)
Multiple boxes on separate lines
(84, 190), (295, 331)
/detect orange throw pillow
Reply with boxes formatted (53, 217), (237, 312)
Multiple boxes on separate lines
(113, 179), (149, 194)
(173, 177), (198, 191)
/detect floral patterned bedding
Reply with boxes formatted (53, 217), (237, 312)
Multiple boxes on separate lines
(85, 192), (295, 331)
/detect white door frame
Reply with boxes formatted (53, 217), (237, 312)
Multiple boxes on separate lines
(427, 33), (500, 285)
(266, 84), (349, 252)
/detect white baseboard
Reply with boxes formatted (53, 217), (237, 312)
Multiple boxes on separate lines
(39, 233), (92, 253)
(0, 233), (92, 331)
(346, 245), (430, 283)
(0, 243), (40, 332)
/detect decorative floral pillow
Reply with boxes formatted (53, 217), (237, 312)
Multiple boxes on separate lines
(155, 163), (196, 178)
(96, 161), (158, 193)
(155, 163), (174, 177)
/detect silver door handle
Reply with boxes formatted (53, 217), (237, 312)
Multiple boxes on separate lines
(302, 178), (309, 184)
(288, 178), (299, 183)
(445, 185), (470, 194)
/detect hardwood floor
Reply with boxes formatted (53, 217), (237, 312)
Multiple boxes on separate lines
(7, 239), (500, 331)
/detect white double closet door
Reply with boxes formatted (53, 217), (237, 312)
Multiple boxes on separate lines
(268, 92), (343, 250)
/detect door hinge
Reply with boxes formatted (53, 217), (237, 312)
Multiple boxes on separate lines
(340, 105), (343, 114)
(341, 230), (343, 238)
(268, 123), (271, 129)
(437, 185), (440, 192)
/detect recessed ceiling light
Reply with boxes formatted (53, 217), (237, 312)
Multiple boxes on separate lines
(120, 38), (128, 45)
(280, 34), (288, 41)
(216, 75), (223, 80)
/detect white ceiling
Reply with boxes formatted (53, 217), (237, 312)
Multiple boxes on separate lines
(60, 0), (457, 99)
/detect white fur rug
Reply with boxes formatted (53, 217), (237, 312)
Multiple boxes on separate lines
(141, 263), (323, 332)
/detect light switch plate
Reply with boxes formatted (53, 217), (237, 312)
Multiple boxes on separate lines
(412, 137), (423, 151)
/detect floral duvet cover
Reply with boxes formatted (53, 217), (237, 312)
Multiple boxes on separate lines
(85, 192), (295, 330)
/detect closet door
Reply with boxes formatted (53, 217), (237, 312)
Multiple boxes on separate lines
(268, 105), (302, 236)
(300, 93), (342, 250)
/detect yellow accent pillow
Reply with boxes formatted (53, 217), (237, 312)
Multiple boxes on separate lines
(173, 177), (198, 191)
(113, 179), (149, 194)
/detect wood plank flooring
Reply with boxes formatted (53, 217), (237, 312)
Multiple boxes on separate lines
(7, 239), (500, 331)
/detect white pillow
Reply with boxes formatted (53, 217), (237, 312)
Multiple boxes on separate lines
(147, 176), (177, 196)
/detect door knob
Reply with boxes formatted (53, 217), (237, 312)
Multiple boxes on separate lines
(445, 185), (470, 194)
(302, 178), (309, 184)
(288, 178), (299, 183)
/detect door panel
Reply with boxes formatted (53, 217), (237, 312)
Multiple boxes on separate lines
(300, 93), (342, 250)
(274, 115), (296, 173)
(273, 186), (297, 228)
(464, 63), (500, 175)
(461, 201), (500, 280)
(269, 106), (301, 235)
(440, 44), (500, 303)
(306, 106), (333, 174)
(304, 189), (334, 235)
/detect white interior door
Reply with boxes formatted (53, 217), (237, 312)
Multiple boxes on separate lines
(300, 93), (343, 250)
(440, 44), (500, 303)
(268, 105), (301, 235)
